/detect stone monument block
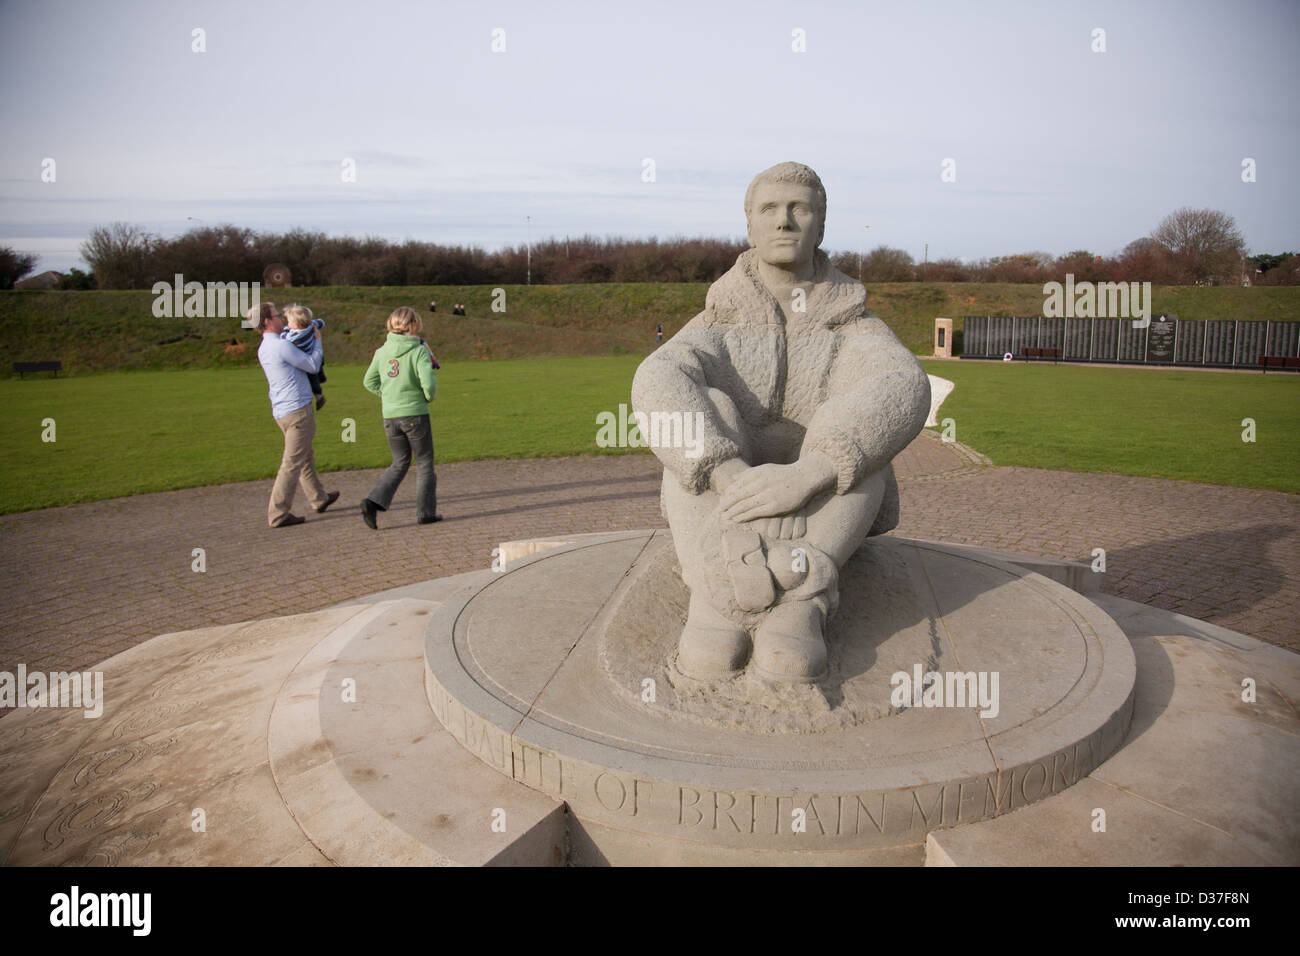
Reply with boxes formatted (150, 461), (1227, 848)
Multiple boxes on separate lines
(934, 317), (953, 358)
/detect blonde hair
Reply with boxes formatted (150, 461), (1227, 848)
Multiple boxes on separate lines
(282, 303), (313, 329)
(387, 306), (422, 336)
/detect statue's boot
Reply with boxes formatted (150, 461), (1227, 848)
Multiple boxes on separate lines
(723, 528), (776, 612)
(676, 593), (751, 680)
(752, 598), (828, 684)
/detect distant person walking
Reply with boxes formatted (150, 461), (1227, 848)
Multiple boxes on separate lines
(252, 301), (339, 528)
(656, 322), (663, 345)
(360, 306), (441, 529)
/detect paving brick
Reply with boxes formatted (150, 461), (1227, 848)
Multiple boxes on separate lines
(0, 437), (1296, 680)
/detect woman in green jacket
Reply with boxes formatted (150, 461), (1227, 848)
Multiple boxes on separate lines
(360, 306), (441, 528)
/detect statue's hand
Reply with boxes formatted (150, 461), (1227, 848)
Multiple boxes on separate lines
(719, 462), (818, 523)
(751, 514), (807, 540)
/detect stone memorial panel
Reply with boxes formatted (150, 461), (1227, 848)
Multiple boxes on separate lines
(1175, 318), (1203, 364)
(1011, 317), (1037, 356)
(1063, 318), (1090, 360)
(1039, 315), (1065, 353)
(1204, 321), (1234, 365)
(1092, 318), (1117, 361)
(1235, 321), (1267, 366)
(987, 316), (1014, 357)
(1145, 314), (1176, 363)
(1270, 321), (1300, 358)
(964, 316), (989, 356)
(1116, 318), (1144, 362)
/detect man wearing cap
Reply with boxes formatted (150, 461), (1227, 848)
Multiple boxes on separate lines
(251, 301), (340, 527)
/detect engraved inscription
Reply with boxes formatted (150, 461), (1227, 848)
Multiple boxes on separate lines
(670, 788), (897, 837)
(513, 742), (565, 794)
(910, 787), (944, 828)
(1020, 761), (1048, 802)
(594, 771), (628, 812)
(427, 679), (1128, 847)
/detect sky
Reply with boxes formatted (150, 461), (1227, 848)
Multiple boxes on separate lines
(1, 0), (1297, 274)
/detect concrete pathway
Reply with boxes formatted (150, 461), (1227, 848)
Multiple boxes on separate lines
(1, 430), (1296, 682)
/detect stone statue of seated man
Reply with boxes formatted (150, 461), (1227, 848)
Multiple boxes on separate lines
(631, 162), (930, 684)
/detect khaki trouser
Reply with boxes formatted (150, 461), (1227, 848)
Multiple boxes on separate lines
(269, 403), (328, 526)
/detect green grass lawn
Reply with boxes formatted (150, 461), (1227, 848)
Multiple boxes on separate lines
(921, 360), (1300, 494)
(0, 357), (1296, 514)
(0, 356), (646, 514)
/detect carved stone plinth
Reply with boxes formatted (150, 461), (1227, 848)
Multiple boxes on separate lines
(424, 531), (1136, 861)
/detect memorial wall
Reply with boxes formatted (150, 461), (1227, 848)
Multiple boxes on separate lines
(961, 316), (1300, 367)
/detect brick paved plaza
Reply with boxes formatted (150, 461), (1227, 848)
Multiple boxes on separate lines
(0, 430), (1295, 682)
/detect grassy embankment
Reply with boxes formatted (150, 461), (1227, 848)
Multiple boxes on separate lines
(3, 283), (1296, 376)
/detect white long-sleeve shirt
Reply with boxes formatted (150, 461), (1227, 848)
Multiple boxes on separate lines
(258, 332), (322, 419)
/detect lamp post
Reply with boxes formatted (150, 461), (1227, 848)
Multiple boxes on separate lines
(526, 215), (532, 286)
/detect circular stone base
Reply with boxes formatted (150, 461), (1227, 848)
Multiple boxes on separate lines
(601, 536), (951, 734)
(424, 531), (1136, 853)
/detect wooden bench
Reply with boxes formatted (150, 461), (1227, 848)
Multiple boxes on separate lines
(13, 360), (61, 379)
(1259, 355), (1300, 372)
(1022, 347), (1062, 363)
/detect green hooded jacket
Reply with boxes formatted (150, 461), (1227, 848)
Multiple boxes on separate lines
(363, 332), (437, 418)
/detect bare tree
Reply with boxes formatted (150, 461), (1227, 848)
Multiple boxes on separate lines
(1150, 207), (1245, 285)
(80, 222), (156, 289)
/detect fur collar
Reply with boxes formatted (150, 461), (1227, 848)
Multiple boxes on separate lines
(702, 248), (868, 332)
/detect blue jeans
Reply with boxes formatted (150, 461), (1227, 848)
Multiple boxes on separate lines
(367, 415), (437, 521)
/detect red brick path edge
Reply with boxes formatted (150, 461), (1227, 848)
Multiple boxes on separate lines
(0, 431), (1295, 682)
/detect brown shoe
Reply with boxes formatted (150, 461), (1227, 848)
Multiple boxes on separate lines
(315, 491), (340, 513)
(274, 514), (305, 528)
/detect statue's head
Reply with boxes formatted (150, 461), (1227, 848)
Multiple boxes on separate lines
(744, 162), (826, 269)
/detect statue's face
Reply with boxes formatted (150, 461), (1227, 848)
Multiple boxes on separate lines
(746, 181), (823, 269)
